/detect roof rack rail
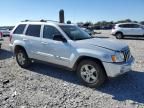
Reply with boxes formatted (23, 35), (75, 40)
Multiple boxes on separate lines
(21, 19), (59, 23)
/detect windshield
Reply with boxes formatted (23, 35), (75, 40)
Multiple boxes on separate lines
(59, 25), (92, 40)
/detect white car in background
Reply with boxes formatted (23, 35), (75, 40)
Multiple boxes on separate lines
(111, 23), (144, 39)
(0, 28), (10, 36)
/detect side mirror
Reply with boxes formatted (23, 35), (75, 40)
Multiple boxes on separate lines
(53, 34), (67, 42)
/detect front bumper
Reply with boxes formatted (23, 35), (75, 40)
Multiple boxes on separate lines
(103, 56), (134, 77)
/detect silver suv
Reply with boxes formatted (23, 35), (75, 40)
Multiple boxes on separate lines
(9, 20), (134, 87)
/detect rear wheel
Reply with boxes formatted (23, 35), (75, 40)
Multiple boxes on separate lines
(77, 60), (106, 88)
(115, 32), (123, 39)
(16, 49), (31, 68)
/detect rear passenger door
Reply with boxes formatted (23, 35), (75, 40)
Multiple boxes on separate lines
(24, 24), (42, 59)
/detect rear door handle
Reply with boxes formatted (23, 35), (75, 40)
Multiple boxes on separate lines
(41, 42), (48, 45)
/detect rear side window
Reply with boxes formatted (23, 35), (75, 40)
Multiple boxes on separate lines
(26, 25), (41, 37)
(13, 24), (26, 34)
(43, 25), (61, 39)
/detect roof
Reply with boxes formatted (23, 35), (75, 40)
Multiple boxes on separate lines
(19, 20), (75, 26)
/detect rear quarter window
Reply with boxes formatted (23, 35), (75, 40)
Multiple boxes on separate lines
(13, 24), (26, 34)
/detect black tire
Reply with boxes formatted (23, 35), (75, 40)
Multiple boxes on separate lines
(15, 49), (31, 68)
(77, 60), (106, 88)
(115, 32), (123, 39)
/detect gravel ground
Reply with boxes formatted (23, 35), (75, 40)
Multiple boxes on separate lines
(0, 31), (144, 108)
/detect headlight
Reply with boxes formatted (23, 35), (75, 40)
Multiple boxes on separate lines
(111, 52), (125, 62)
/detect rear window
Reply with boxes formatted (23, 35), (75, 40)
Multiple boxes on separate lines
(26, 25), (41, 37)
(13, 24), (26, 34)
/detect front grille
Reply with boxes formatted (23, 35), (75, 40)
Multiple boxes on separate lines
(123, 49), (131, 61)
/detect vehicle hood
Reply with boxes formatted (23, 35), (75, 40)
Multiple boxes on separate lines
(76, 38), (128, 51)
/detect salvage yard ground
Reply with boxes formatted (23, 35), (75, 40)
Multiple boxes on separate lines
(0, 30), (144, 108)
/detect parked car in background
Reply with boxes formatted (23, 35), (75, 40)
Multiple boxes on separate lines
(81, 27), (94, 35)
(9, 20), (134, 87)
(0, 28), (10, 36)
(111, 23), (144, 39)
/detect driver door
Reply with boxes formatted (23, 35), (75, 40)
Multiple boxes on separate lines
(41, 25), (73, 67)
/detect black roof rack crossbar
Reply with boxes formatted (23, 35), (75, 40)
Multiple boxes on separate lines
(21, 19), (59, 23)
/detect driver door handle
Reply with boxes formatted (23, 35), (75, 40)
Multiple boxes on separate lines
(23, 38), (28, 41)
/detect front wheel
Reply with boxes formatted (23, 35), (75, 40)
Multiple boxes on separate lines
(16, 49), (31, 68)
(77, 60), (106, 88)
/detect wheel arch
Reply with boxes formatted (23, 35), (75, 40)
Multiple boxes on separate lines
(73, 56), (107, 77)
(14, 45), (28, 56)
(115, 31), (123, 35)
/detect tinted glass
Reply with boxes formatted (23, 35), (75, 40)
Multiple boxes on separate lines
(119, 24), (140, 28)
(119, 24), (130, 28)
(13, 24), (26, 34)
(60, 25), (91, 40)
(26, 25), (41, 37)
(131, 24), (140, 28)
(43, 25), (61, 39)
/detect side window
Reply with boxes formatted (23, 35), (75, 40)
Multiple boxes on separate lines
(119, 24), (131, 28)
(26, 25), (41, 37)
(131, 24), (140, 28)
(119, 24), (140, 28)
(13, 24), (26, 34)
(43, 25), (61, 39)
(119, 24), (126, 28)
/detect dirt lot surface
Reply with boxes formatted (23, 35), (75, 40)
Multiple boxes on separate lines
(0, 31), (144, 108)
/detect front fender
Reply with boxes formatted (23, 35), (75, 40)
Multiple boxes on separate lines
(69, 48), (114, 68)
